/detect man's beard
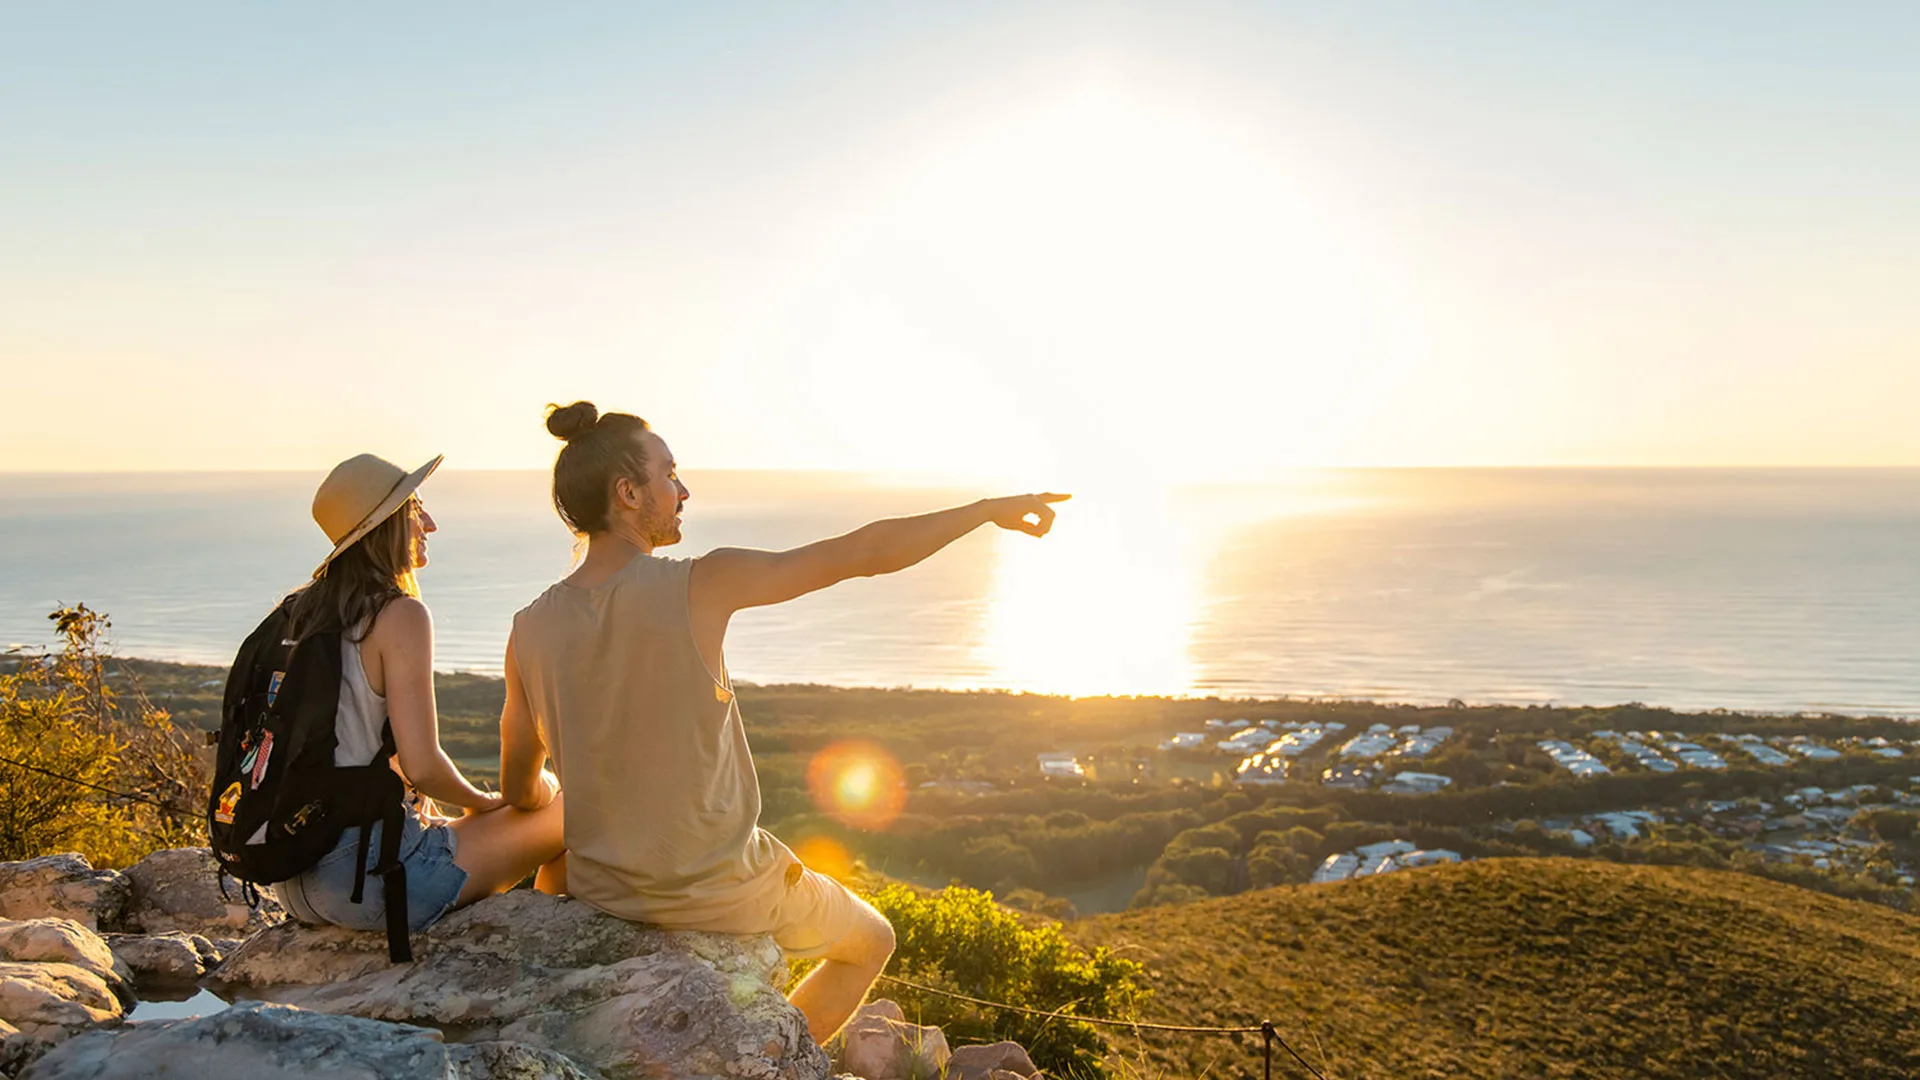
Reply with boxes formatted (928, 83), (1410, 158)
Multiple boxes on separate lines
(641, 489), (682, 547)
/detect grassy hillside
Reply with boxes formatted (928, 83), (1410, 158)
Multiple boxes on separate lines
(1071, 858), (1920, 1079)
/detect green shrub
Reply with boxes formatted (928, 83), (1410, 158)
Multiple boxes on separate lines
(867, 884), (1148, 1078)
(0, 606), (208, 866)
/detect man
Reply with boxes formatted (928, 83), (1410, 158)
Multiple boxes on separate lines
(498, 400), (1067, 1042)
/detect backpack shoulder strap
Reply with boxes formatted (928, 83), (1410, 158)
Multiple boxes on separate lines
(220, 603), (295, 732)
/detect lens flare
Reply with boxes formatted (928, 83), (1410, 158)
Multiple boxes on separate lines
(806, 740), (907, 831)
(790, 835), (856, 883)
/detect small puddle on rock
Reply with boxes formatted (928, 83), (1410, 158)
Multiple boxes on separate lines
(127, 986), (233, 1023)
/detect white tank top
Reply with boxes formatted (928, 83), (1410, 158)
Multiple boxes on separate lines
(335, 630), (388, 766)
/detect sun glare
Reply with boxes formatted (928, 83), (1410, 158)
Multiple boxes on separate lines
(973, 483), (1199, 697)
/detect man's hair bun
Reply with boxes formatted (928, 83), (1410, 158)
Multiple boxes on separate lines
(545, 401), (599, 441)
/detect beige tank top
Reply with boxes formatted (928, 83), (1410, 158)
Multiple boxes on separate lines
(510, 554), (796, 931)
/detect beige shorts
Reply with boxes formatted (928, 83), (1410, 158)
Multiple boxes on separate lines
(768, 866), (878, 960)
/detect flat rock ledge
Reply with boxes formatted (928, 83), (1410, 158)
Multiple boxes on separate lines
(208, 889), (828, 1080)
(22, 1001), (598, 1080)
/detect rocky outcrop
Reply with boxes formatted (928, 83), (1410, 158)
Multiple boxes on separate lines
(19, 1001), (598, 1080)
(0, 964), (121, 1044)
(0, 861), (127, 936)
(0, 850), (1037, 1080)
(0, 923), (128, 1008)
(211, 889), (827, 1079)
(946, 1041), (1038, 1080)
(1, 1018), (46, 1080)
(0, 850), (274, 945)
(0, 919), (134, 1077)
(831, 1001), (950, 1080)
(446, 1039), (605, 1080)
(103, 934), (217, 987)
(117, 849), (282, 938)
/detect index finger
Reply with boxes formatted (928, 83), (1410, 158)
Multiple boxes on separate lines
(1036, 492), (1072, 504)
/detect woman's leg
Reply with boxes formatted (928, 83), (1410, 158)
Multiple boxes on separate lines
(445, 792), (567, 907)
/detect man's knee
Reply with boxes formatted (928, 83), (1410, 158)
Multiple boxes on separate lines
(831, 903), (894, 969)
(864, 909), (896, 963)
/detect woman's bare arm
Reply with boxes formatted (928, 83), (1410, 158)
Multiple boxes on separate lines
(372, 597), (504, 811)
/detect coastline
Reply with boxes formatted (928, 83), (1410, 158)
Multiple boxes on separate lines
(101, 653), (1920, 726)
(104, 655), (1920, 736)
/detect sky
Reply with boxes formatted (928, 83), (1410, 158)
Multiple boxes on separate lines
(3, 2), (1917, 481)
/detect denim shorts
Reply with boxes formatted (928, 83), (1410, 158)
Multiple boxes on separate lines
(272, 812), (469, 934)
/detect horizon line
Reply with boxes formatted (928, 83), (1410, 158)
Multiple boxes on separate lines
(7, 463), (1920, 477)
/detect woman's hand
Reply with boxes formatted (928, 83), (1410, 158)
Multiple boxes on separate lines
(464, 791), (509, 816)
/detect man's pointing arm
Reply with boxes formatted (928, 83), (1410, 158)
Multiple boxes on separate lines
(692, 493), (1071, 614)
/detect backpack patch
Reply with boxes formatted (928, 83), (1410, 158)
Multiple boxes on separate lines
(214, 781), (241, 825)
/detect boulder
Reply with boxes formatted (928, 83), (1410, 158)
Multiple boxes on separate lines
(210, 890), (827, 1080)
(19, 1001), (448, 1079)
(946, 1041), (1037, 1079)
(0, 924), (128, 1006)
(21, 1002), (609, 1079)
(103, 934), (217, 987)
(0, 963), (121, 1043)
(447, 1040), (605, 1079)
(118, 850), (282, 937)
(2, 1017), (50, 1080)
(0, 859), (128, 935)
(831, 1000), (950, 1080)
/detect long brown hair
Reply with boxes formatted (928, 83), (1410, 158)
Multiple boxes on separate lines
(285, 497), (420, 642)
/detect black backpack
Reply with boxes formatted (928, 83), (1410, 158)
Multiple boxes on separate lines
(208, 602), (414, 961)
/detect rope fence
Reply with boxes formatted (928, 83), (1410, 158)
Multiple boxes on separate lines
(875, 973), (1330, 1080)
(0, 752), (197, 818)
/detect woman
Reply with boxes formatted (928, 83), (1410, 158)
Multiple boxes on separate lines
(269, 452), (566, 933)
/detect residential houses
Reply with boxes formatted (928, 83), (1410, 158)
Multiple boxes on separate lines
(1036, 751), (1084, 779)
(1538, 740), (1611, 778)
(1311, 840), (1463, 883)
(1336, 725), (1453, 763)
(1234, 752), (1289, 786)
(1379, 771), (1452, 796)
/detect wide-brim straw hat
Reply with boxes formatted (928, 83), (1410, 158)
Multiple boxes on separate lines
(311, 453), (443, 576)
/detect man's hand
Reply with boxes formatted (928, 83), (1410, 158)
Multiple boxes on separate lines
(985, 493), (1071, 537)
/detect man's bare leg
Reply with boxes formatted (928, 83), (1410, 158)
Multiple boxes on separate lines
(788, 904), (896, 1044)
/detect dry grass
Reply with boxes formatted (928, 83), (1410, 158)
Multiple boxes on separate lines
(1072, 858), (1920, 1079)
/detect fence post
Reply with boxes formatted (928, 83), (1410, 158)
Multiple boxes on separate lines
(1262, 1020), (1275, 1080)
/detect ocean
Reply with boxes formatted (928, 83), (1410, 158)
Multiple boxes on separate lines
(2, 469), (1916, 717)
